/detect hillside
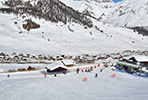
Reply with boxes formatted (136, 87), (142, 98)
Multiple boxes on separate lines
(0, 0), (148, 55)
(106, 0), (148, 35)
(60, 0), (115, 20)
(0, 0), (92, 27)
(106, 0), (148, 27)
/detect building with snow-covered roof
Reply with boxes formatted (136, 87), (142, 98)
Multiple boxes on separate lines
(46, 63), (68, 73)
(123, 55), (148, 64)
(62, 59), (75, 67)
(117, 55), (148, 73)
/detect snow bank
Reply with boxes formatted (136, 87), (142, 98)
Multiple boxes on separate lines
(0, 68), (4, 72)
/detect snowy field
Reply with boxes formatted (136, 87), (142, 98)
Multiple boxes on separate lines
(0, 63), (47, 72)
(0, 65), (148, 100)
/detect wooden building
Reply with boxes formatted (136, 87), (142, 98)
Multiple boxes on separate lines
(117, 55), (148, 73)
(62, 59), (75, 67)
(46, 63), (68, 73)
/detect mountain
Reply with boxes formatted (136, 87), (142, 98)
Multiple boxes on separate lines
(0, 0), (148, 55)
(106, 0), (148, 28)
(0, 0), (93, 28)
(60, 0), (115, 20)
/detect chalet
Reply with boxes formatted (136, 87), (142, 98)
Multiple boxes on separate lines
(26, 54), (30, 58)
(117, 55), (148, 73)
(46, 63), (68, 73)
(122, 50), (133, 57)
(0, 52), (6, 56)
(30, 55), (37, 59)
(127, 55), (148, 65)
(65, 55), (72, 59)
(62, 59), (75, 67)
(143, 51), (148, 56)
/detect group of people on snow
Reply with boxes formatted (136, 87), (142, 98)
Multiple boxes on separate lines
(7, 63), (112, 78)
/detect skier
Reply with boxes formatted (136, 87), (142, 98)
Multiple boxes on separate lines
(95, 73), (98, 78)
(94, 66), (96, 69)
(63, 70), (66, 74)
(7, 74), (10, 78)
(76, 68), (79, 74)
(111, 68), (114, 71)
(85, 69), (87, 72)
(44, 73), (46, 77)
(90, 67), (93, 71)
(100, 69), (102, 72)
(54, 73), (57, 77)
(82, 69), (84, 72)
(88, 69), (91, 72)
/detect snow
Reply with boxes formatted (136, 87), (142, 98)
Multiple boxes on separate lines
(0, 0), (148, 56)
(142, 67), (148, 72)
(60, 0), (115, 18)
(0, 0), (148, 99)
(0, 65), (148, 100)
(46, 63), (68, 70)
(106, 0), (148, 27)
(0, 68), (4, 72)
(1, 12), (148, 56)
(123, 55), (148, 62)
(0, 63), (46, 72)
(62, 59), (75, 65)
(133, 55), (148, 62)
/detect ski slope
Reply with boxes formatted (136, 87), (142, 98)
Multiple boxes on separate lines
(0, 65), (148, 100)
(0, 13), (148, 55)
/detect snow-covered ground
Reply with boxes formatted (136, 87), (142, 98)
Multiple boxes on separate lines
(0, 65), (148, 100)
(0, 13), (148, 55)
(0, 63), (47, 72)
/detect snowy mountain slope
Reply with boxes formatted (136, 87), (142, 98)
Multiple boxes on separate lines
(60, 0), (115, 19)
(0, 0), (148, 55)
(0, 0), (92, 27)
(106, 0), (148, 27)
(0, 13), (148, 55)
(0, 66), (148, 100)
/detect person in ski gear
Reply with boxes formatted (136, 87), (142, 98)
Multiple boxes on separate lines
(90, 67), (93, 71)
(88, 69), (91, 72)
(76, 68), (79, 74)
(63, 70), (66, 74)
(85, 69), (87, 72)
(100, 69), (102, 72)
(82, 69), (84, 72)
(95, 73), (98, 78)
(54, 73), (57, 77)
(44, 73), (46, 77)
(7, 74), (10, 78)
(94, 66), (96, 69)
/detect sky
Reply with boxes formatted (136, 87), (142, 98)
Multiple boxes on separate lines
(73, 0), (123, 3)
(113, 0), (122, 3)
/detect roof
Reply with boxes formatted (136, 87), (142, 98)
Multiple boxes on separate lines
(123, 55), (148, 62)
(46, 63), (68, 71)
(117, 61), (141, 69)
(62, 59), (75, 65)
(133, 55), (148, 62)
